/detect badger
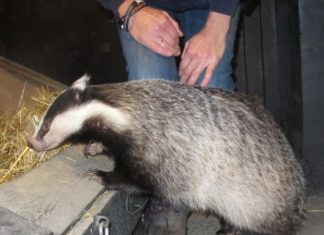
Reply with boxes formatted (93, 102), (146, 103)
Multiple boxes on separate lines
(28, 75), (305, 235)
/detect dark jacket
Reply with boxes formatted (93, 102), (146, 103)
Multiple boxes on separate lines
(99, 0), (240, 16)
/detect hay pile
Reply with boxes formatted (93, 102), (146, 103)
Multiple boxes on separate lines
(0, 85), (67, 184)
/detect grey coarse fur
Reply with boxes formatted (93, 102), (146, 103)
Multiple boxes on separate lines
(88, 80), (306, 235)
(51, 79), (307, 234)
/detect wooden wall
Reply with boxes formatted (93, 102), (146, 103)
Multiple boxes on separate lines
(298, 0), (324, 193)
(235, 0), (324, 193)
(234, 0), (303, 158)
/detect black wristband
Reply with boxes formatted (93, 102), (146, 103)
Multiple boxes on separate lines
(118, 0), (146, 32)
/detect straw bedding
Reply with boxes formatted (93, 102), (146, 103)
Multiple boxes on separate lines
(0, 85), (67, 184)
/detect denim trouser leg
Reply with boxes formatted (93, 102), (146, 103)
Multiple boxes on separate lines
(117, 6), (240, 90)
(118, 29), (179, 81)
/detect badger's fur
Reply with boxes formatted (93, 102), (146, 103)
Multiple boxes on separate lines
(28, 75), (305, 235)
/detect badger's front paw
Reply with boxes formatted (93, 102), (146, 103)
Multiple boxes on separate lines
(84, 140), (105, 157)
(86, 169), (122, 190)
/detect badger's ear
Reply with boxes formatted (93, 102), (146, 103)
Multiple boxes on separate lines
(71, 74), (91, 102)
(71, 74), (91, 91)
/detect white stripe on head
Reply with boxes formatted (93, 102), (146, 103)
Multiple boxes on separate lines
(31, 100), (130, 151)
(72, 74), (91, 91)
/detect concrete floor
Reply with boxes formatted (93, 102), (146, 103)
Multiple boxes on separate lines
(189, 196), (324, 235)
(189, 195), (324, 235)
(133, 194), (324, 235)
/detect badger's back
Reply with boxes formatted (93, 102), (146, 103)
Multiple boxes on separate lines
(87, 80), (305, 234)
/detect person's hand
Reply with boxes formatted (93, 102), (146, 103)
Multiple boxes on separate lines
(127, 6), (183, 56)
(179, 12), (231, 86)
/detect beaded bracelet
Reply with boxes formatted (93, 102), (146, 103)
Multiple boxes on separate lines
(118, 0), (146, 32)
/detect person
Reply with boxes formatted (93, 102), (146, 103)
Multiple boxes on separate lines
(98, 0), (241, 234)
(99, 0), (241, 90)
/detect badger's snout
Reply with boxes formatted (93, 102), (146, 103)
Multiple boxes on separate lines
(27, 135), (51, 152)
(26, 139), (34, 149)
(27, 136), (43, 151)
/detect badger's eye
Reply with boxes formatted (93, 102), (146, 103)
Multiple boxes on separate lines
(42, 120), (51, 132)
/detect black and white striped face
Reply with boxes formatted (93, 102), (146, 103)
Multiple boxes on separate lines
(28, 75), (129, 151)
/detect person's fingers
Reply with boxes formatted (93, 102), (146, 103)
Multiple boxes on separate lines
(146, 39), (175, 57)
(158, 13), (182, 55)
(128, 8), (182, 57)
(158, 33), (181, 55)
(180, 41), (203, 83)
(186, 62), (205, 85)
(162, 11), (183, 37)
(200, 62), (217, 87)
(180, 57), (205, 85)
(180, 37), (222, 86)
(179, 42), (191, 77)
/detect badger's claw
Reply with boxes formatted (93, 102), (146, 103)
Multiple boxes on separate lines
(84, 140), (105, 157)
(85, 169), (122, 191)
(85, 169), (103, 183)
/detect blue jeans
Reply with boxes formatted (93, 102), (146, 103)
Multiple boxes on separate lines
(118, 7), (240, 90)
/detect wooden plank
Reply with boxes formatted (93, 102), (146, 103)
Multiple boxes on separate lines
(0, 56), (66, 91)
(0, 56), (66, 113)
(0, 206), (52, 234)
(243, 4), (264, 101)
(260, 0), (281, 121)
(0, 145), (146, 235)
(0, 146), (113, 234)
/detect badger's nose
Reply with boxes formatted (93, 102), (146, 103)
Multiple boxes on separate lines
(27, 139), (34, 149)
(26, 137), (48, 152)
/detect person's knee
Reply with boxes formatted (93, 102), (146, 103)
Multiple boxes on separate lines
(126, 56), (179, 81)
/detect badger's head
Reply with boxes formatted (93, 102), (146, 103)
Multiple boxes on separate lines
(28, 75), (130, 151)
